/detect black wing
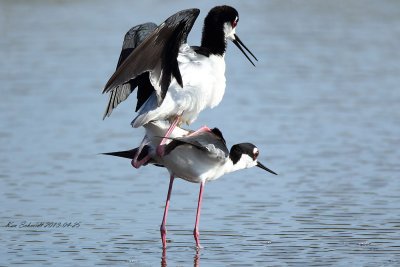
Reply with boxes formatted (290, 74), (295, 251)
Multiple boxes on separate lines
(164, 128), (229, 157)
(116, 23), (158, 68)
(102, 8), (200, 118)
(103, 23), (157, 119)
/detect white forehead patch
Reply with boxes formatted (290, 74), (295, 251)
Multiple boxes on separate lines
(223, 22), (236, 40)
(253, 147), (259, 158)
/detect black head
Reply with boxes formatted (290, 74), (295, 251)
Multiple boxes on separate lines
(230, 143), (257, 164)
(229, 143), (277, 175)
(201, 6), (257, 65)
(205, 6), (239, 28)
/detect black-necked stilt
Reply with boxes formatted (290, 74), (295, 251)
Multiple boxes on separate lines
(103, 122), (276, 248)
(102, 6), (257, 156)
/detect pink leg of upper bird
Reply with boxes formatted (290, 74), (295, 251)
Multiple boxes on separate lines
(131, 136), (154, 168)
(187, 125), (212, 137)
(156, 112), (183, 156)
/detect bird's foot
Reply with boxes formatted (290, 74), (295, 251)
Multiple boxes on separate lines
(188, 125), (212, 137)
(131, 155), (151, 169)
(131, 147), (153, 168)
(131, 137), (153, 168)
(193, 228), (203, 248)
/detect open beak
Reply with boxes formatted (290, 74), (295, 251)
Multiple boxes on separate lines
(232, 34), (258, 66)
(256, 161), (277, 175)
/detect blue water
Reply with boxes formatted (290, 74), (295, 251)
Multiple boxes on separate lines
(1, 0), (400, 266)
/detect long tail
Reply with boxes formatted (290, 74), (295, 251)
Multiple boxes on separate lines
(102, 148), (138, 159)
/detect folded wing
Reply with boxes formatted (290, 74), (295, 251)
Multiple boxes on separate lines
(164, 128), (229, 158)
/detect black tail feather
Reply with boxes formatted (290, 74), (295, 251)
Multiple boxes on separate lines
(102, 148), (138, 160)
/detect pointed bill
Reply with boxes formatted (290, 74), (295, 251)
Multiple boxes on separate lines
(232, 34), (258, 66)
(256, 161), (277, 175)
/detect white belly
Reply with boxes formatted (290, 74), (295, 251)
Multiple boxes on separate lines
(144, 44), (226, 125)
(160, 145), (228, 183)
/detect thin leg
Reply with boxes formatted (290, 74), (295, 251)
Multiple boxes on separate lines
(193, 181), (205, 248)
(156, 112), (184, 156)
(131, 135), (154, 168)
(187, 125), (212, 137)
(160, 175), (174, 248)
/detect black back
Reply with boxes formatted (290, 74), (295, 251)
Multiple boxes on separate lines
(164, 128), (228, 157)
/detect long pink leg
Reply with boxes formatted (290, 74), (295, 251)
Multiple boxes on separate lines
(156, 112), (184, 156)
(187, 125), (212, 137)
(131, 136), (154, 168)
(160, 175), (174, 248)
(193, 181), (205, 248)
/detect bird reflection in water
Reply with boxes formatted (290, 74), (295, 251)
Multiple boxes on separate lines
(161, 247), (200, 267)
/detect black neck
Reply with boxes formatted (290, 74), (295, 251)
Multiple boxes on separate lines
(229, 145), (242, 165)
(200, 25), (227, 56)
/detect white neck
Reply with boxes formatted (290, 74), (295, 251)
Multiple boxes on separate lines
(223, 155), (257, 176)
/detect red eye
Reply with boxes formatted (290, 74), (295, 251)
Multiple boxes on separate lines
(254, 151), (259, 158)
(232, 21), (237, 28)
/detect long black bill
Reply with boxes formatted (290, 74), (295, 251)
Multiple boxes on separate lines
(232, 34), (258, 66)
(256, 161), (278, 175)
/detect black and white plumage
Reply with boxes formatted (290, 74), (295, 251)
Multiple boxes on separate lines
(103, 121), (276, 248)
(104, 22), (157, 116)
(103, 121), (276, 183)
(102, 6), (257, 127)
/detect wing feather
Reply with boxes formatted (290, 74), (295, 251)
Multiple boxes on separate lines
(164, 129), (229, 158)
(102, 9), (200, 118)
(103, 23), (157, 119)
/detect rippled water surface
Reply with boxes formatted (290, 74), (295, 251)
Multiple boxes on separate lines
(1, 0), (400, 266)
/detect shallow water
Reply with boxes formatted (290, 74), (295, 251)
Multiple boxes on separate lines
(1, 0), (400, 266)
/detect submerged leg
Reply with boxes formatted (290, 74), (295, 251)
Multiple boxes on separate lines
(193, 181), (205, 248)
(156, 112), (183, 156)
(160, 175), (175, 248)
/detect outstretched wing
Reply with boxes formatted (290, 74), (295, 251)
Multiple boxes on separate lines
(116, 23), (158, 69)
(103, 23), (157, 119)
(102, 8), (200, 118)
(164, 128), (229, 158)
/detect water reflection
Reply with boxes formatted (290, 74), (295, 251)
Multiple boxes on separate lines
(193, 248), (200, 267)
(2, 0), (400, 266)
(160, 247), (200, 267)
(161, 248), (167, 267)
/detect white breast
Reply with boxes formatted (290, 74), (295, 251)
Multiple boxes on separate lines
(160, 145), (229, 183)
(145, 44), (226, 125)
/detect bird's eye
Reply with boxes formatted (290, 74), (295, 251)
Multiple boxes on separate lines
(254, 151), (259, 158)
(232, 20), (237, 28)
